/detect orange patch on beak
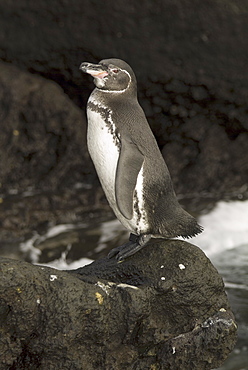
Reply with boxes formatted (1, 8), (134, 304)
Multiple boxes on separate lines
(90, 71), (108, 79)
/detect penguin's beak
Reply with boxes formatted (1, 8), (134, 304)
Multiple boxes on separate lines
(79, 62), (108, 79)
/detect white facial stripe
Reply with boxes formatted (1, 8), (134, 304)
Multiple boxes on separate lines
(96, 68), (132, 94)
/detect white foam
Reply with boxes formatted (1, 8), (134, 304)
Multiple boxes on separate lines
(19, 233), (41, 263)
(45, 223), (85, 238)
(189, 200), (248, 257)
(42, 257), (93, 270)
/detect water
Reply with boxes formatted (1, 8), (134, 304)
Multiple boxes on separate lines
(8, 200), (248, 368)
(192, 201), (248, 370)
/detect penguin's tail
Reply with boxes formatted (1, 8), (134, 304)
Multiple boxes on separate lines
(156, 207), (203, 239)
(177, 218), (204, 239)
(173, 205), (204, 239)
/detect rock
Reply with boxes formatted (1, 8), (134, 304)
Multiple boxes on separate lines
(163, 124), (248, 198)
(0, 61), (91, 193)
(0, 240), (237, 369)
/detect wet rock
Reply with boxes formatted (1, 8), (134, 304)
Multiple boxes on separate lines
(0, 240), (237, 369)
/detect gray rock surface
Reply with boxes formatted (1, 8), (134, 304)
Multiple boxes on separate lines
(0, 240), (237, 369)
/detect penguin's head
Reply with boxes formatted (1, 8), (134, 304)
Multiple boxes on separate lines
(80, 58), (136, 94)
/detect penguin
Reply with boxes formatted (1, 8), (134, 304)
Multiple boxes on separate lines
(79, 58), (203, 261)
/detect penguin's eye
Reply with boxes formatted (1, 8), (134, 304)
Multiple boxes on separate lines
(112, 68), (119, 74)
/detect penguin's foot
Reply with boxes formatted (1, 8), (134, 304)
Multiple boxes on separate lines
(108, 233), (151, 262)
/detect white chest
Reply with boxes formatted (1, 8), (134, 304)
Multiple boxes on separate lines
(87, 102), (120, 206)
(86, 95), (149, 234)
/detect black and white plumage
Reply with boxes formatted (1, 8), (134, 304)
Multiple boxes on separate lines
(80, 58), (203, 261)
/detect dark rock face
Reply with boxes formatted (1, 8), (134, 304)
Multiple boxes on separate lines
(0, 240), (237, 369)
(0, 62), (91, 193)
(0, 0), (248, 200)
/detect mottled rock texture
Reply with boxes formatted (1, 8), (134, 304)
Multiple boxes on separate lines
(0, 240), (237, 369)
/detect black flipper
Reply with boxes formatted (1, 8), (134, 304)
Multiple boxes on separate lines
(108, 233), (152, 262)
(115, 137), (144, 219)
